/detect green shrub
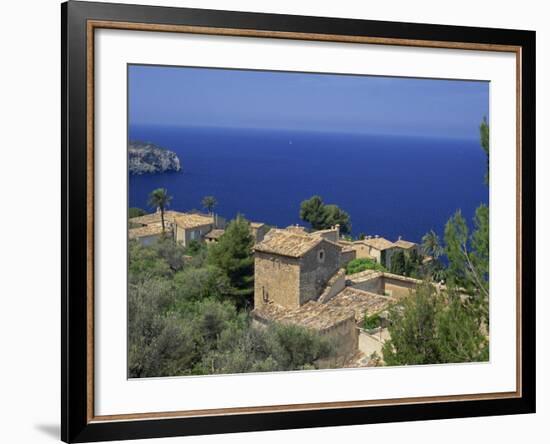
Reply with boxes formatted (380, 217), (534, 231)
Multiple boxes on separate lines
(346, 258), (386, 275)
(128, 207), (147, 218)
(364, 313), (382, 330)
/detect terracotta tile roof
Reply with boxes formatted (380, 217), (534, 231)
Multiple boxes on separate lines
(328, 287), (393, 322)
(250, 222), (265, 229)
(130, 211), (214, 230)
(254, 229), (327, 258)
(253, 301), (355, 331)
(252, 287), (392, 331)
(204, 229), (225, 240)
(362, 237), (395, 251)
(393, 239), (417, 249)
(128, 223), (167, 239)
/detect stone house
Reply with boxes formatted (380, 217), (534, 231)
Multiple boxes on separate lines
(393, 236), (420, 257)
(253, 229), (344, 309)
(129, 210), (223, 247)
(359, 236), (398, 268)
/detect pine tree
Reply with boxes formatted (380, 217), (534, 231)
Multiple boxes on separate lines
(207, 215), (254, 306)
(299, 195), (351, 234)
(323, 204), (351, 234)
(382, 283), (489, 366)
(382, 283), (442, 365)
(299, 195), (327, 230)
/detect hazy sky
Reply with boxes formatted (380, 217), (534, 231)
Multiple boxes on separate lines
(129, 64), (489, 139)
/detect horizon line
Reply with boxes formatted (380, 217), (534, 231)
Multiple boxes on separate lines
(128, 123), (481, 142)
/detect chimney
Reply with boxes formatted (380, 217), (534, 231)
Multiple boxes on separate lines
(398, 235), (402, 241)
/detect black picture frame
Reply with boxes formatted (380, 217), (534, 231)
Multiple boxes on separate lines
(61, 1), (536, 442)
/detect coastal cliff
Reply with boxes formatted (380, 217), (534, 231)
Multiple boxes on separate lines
(129, 141), (182, 175)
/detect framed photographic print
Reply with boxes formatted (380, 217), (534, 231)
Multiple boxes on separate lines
(61, 1), (536, 442)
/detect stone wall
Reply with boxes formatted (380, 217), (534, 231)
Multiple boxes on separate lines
(351, 242), (373, 259)
(254, 252), (301, 308)
(317, 316), (359, 368)
(314, 229), (339, 242)
(299, 241), (342, 305)
(252, 225), (270, 243)
(340, 249), (357, 266)
(383, 275), (418, 298)
(351, 274), (384, 294)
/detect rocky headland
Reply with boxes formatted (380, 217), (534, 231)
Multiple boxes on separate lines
(129, 141), (182, 175)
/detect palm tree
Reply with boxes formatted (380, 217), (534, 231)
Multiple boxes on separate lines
(148, 188), (172, 234)
(422, 230), (446, 283)
(422, 229), (444, 259)
(201, 195), (218, 215)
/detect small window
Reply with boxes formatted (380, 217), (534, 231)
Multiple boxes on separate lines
(262, 287), (269, 303)
(317, 249), (325, 263)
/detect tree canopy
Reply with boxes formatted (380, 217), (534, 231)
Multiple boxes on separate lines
(299, 195), (351, 234)
(382, 283), (488, 366)
(207, 215), (255, 306)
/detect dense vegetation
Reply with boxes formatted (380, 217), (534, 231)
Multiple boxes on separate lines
(128, 210), (336, 378)
(382, 283), (489, 365)
(389, 249), (423, 278)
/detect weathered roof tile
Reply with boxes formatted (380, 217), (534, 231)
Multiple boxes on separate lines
(254, 229), (327, 258)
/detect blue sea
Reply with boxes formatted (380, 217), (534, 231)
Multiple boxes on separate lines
(129, 125), (489, 243)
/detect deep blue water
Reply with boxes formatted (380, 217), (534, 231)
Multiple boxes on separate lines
(129, 125), (488, 243)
